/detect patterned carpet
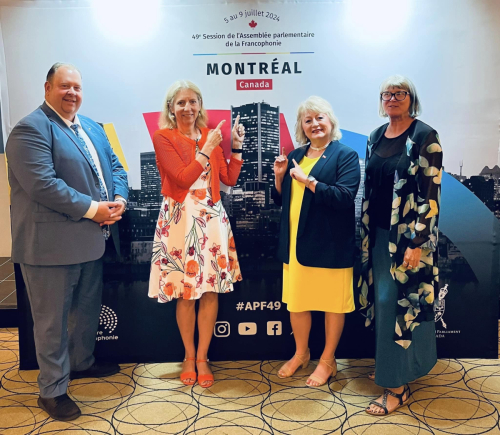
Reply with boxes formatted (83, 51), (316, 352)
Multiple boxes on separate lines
(1, 327), (500, 434)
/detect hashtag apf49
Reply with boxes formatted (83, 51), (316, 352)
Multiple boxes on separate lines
(237, 301), (282, 311)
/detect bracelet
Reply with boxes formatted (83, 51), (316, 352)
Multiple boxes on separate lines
(231, 148), (243, 153)
(199, 152), (210, 160)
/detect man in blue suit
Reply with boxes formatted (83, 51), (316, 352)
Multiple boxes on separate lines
(6, 63), (129, 421)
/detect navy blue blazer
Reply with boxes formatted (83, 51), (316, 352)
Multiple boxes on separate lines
(272, 141), (361, 268)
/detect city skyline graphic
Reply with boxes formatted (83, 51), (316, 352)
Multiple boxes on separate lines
(121, 101), (288, 266)
(118, 101), (496, 285)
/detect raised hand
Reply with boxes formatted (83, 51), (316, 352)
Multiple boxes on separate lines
(232, 114), (245, 149)
(274, 147), (288, 178)
(289, 158), (307, 184)
(205, 120), (226, 154)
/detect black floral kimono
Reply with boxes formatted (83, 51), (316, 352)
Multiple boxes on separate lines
(359, 119), (443, 349)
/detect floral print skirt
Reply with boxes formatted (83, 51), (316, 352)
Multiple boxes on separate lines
(148, 175), (242, 303)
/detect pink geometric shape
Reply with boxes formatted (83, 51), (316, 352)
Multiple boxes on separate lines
(143, 109), (294, 157)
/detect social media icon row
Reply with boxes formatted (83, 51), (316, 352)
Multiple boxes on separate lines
(214, 321), (282, 337)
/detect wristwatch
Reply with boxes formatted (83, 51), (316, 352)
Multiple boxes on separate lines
(115, 197), (127, 211)
(306, 175), (316, 188)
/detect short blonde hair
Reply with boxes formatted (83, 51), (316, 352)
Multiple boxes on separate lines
(295, 96), (342, 145)
(159, 80), (208, 129)
(378, 74), (422, 118)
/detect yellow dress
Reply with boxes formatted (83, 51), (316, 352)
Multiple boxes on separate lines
(282, 156), (355, 313)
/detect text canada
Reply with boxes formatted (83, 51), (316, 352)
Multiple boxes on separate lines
(236, 79), (273, 90)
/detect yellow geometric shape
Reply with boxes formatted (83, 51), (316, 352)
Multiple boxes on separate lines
(3, 152), (11, 202)
(103, 123), (129, 172)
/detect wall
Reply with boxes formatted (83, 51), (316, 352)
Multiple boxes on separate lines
(1, 0), (499, 364)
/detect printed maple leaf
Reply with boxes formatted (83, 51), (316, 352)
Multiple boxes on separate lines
(249, 20), (257, 28)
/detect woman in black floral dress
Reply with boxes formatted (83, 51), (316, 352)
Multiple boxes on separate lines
(359, 75), (442, 415)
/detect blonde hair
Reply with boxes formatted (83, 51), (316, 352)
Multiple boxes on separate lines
(378, 74), (422, 118)
(159, 80), (208, 129)
(295, 96), (342, 145)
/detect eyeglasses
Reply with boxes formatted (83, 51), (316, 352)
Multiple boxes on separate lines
(380, 91), (409, 101)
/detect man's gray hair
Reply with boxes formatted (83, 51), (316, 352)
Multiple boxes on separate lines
(378, 74), (421, 118)
(46, 62), (82, 83)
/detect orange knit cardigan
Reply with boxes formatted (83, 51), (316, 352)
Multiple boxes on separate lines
(153, 127), (243, 203)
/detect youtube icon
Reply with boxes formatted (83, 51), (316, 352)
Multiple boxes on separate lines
(238, 322), (257, 335)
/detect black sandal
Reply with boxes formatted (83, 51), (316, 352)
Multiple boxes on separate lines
(365, 384), (410, 415)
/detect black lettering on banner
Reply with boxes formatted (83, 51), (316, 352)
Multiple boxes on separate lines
(235, 63), (245, 74)
(206, 61), (302, 76)
(272, 58), (279, 74)
(207, 63), (219, 75)
(203, 33), (225, 39)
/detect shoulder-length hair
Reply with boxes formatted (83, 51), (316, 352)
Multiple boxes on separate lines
(159, 80), (208, 129)
(378, 74), (422, 118)
(295, 96), (342, 145)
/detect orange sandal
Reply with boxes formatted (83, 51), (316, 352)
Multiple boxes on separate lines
(196, 359), (214, 388)
(180, 357), (196, 386)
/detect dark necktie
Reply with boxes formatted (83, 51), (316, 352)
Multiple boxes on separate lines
(70, 124), (110, 239)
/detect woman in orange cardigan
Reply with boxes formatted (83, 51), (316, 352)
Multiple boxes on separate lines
(149, 80), (244, 388)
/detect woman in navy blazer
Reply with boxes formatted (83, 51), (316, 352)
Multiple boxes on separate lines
(272, 96), (360, 387)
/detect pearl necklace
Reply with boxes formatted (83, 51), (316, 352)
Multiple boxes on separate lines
(309, 142), (330, 151)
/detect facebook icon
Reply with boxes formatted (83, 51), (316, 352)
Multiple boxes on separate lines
(267, 321), (282, 336)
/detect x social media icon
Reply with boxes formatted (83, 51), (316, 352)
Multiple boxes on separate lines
(267, 321), (282, 336)
(238, 322), (257, 335)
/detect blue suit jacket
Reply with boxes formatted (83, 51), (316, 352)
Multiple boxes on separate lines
(272, 141), (360, 268)
(6, 102), (128, 266)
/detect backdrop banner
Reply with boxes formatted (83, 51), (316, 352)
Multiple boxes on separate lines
(4, 0), (499, 369)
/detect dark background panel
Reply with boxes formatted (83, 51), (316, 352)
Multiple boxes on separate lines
(15, 119), (500, 368)
(16, 230), (495, 370)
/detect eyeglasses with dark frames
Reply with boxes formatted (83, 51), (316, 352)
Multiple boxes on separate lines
(380, 91), (409, 101)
